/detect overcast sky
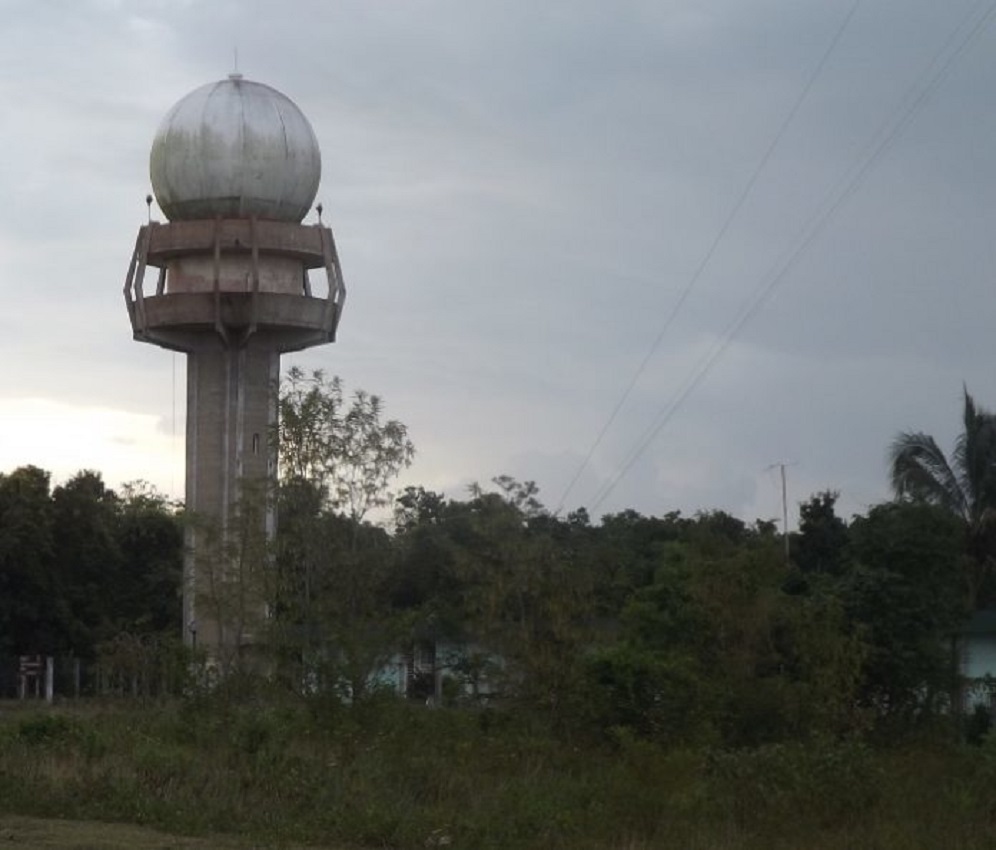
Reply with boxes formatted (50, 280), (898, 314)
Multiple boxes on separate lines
(2, 0), (995, 528)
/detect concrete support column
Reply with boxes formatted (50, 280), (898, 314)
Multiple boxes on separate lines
(125, 218), (344, 667)
(184, 339), (279, 662)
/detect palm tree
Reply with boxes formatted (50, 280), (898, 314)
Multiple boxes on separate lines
(889, 387), (996, 608)
(889, 388), (996, 718)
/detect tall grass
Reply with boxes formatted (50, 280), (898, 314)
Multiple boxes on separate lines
(0, 692), (994, 849)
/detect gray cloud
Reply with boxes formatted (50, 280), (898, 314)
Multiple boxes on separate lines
(1, 0), (993, 525)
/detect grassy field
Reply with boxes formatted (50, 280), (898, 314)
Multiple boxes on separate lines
(0, 814), (340, 849)
(1, 695), (995, 849)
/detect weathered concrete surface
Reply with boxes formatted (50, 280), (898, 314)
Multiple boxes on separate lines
(183, 341), (278, 654)
(136, 293), (334, 352)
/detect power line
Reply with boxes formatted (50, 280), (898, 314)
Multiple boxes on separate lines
(586, 0), (996, 514)
(555, 0), (863, 514)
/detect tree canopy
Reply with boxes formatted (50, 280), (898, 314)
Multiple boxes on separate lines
(0, 373), (981, 744)
(0, 470), (181, 660)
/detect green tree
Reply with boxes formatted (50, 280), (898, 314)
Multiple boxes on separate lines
(50, 470), (123, 654)
(584, 514), (863, 746)
(391, 487), (462, 628)
(0, 469), (183, 663)
(889, 388), (996, 607)
(273, 370), (415, 698)
(277, 368), (414, 521)
(590, 509), (686, 615)
(795, 490), (849, 576)
(394, 485), (446, 534)
(842, 501), (967, 722)
(113, 481), (182, 635)
(393, 479), (596, 719)
(0, 466), (58, 655)
(273, 499), (403, 700)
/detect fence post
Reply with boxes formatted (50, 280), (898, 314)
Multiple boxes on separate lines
(45, 656), (54, 704)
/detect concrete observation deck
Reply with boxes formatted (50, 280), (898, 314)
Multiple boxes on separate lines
(124, 217), (345, 353)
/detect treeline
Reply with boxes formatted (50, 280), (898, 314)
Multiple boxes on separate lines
(0, 370), (987, 747)
(0, 467), (969, 743)
(2, 377), (995, 849)
(0, 467), (181, 660)
(275, 477), (974, 745)
(0, 477), (990, 847)
(1, 455), (975, 744)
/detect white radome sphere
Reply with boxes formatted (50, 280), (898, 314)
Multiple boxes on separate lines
(150, 74), (321, 223)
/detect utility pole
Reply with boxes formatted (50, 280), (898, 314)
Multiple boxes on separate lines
(766, 462), (795, 568)
(780, 463), (790, 568)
